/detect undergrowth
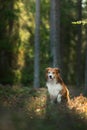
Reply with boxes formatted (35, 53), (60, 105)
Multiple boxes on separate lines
(0, 85), (87, 130)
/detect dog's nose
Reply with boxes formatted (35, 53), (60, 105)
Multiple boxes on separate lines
(49, 75), (52, 79)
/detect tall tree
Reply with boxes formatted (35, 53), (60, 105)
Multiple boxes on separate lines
(84, 25), (87, 96)
(34, 0), (40, 88)
(0, 1), (18, 84)
(76, 0), (82, 87)
(50, 0), (61, 68)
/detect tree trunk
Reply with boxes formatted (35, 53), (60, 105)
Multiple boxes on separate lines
(50, 0), (61, 68)
(34, 0), (40, 88)
(8, 1), (14, 35)
(76, 0), (82, 87)
(84, 26), (87, 96)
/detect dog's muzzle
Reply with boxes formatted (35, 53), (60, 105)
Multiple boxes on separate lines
(48, 74), (53, 80)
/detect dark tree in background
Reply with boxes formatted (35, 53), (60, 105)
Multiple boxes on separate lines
(50, 0), (61, 68)
(84, 25), (87, 95)
(0, 1), (19, 84)
(76, 0), (82, 87)
(34, 0), (40, 88)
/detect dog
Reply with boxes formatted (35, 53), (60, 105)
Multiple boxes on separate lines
(46, 67), (70, 104)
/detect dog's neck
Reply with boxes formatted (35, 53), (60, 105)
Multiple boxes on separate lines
(46, 78), (63, 99)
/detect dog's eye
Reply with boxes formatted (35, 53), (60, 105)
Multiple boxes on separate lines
(53, 72), (55, 74)
(48, 72), (50, 74)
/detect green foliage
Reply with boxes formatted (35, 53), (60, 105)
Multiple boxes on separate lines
(72, 19), (87, 25)
(0, 0), (35, 85)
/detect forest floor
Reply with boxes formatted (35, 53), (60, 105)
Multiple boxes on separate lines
(0, 85), (87, 130)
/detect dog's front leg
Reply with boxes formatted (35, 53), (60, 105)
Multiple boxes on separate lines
(57, 94), (62, 103)
(50, 95), (56, 104)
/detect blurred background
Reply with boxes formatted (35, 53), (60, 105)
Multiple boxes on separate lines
(0, 0), (87, 89)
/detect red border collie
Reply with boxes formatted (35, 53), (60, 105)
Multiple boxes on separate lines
(46, 67), (70, 104)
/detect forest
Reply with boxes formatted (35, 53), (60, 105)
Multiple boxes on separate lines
(0, 0), (87, 88)
(0, 0), (87, 130)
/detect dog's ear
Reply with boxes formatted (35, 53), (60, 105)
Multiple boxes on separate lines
(45, 67), (51, 79)
(55, 68), (60, 73)
(46, 67), (50, 72)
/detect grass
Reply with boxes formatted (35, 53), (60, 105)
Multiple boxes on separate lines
(0, 85), (87, 130)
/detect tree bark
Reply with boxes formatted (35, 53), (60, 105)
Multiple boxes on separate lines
(34, 0), (40, 88)
(76, 0), (82, 87)
(84, 26), (87, 96)
(50, 0), (61, 68)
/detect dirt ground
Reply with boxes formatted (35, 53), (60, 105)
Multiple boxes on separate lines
(0, 85), (87, 130)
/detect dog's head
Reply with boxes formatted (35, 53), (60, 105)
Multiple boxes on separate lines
(46, 67), (61, 82)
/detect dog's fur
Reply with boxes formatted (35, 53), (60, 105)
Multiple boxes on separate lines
(46, 67), (70, 104)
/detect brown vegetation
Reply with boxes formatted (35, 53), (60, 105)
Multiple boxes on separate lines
(0, 85), (87, 130)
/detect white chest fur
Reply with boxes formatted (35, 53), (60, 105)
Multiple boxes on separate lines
(46, 81), (62, 98)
